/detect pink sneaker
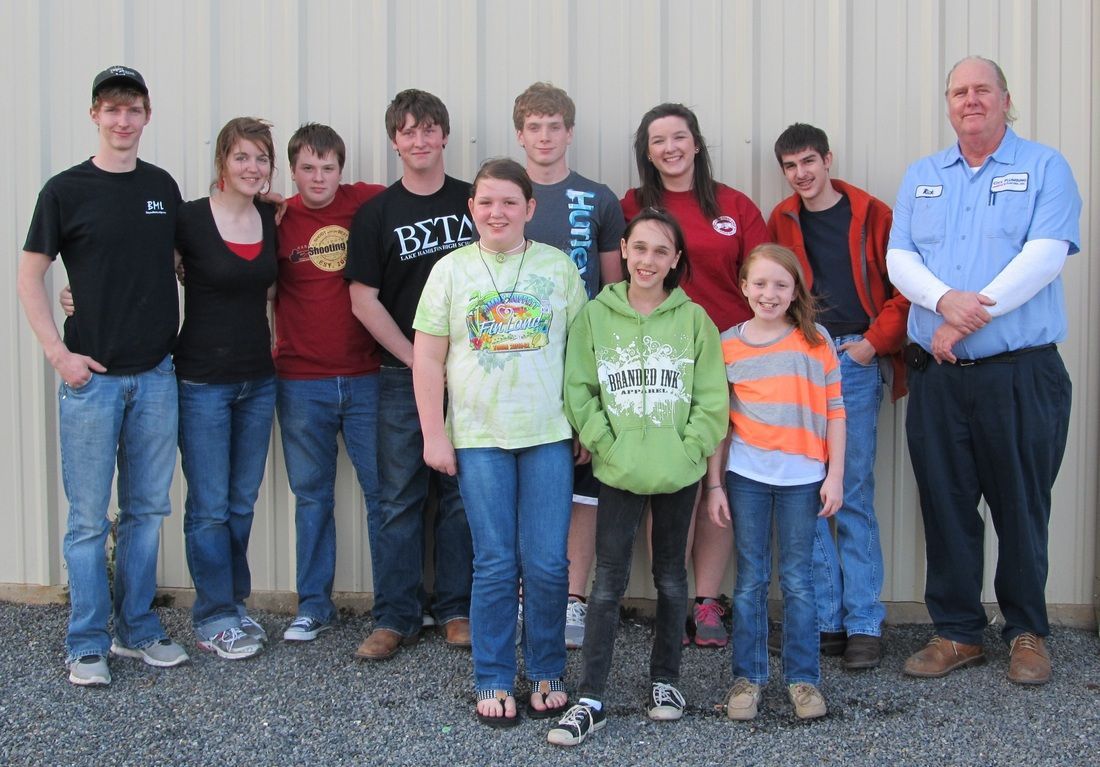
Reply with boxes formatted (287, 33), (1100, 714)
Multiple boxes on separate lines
(692, 599), (728, 647)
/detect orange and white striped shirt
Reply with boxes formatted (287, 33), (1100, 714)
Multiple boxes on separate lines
(721, 323), (844, 468)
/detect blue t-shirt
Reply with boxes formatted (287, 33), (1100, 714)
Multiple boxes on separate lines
(889, 127), (1081, 358)
(525, 171), (624, 300)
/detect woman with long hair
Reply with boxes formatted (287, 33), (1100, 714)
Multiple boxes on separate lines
(622, 103), (769, 648)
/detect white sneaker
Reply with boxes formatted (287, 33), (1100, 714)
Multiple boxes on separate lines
(68, 655), (111, 686)
(111, 638), (189, 668)
(197, 627), (263, 660)
(564, 598), (587, 649)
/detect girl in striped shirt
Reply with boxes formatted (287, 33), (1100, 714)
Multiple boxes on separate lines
(705, 243), (846, 721)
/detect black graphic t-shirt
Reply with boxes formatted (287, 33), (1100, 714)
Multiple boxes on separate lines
(23, 159), (182, 374)
(345, 175), (474, 367)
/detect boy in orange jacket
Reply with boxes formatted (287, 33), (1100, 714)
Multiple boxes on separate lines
(766, 123), (909, 670)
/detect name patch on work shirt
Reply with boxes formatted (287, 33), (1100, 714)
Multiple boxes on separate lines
(990, 173), (1029, 194)
(915, 185), (943, 198)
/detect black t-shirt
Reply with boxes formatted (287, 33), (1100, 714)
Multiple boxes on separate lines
(23, 158), (182, 374)
(345, 175), (474, 367)
(801, 193), (869, 336)
(173, 198), (278, 382)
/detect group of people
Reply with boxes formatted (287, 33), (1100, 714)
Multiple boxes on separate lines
(18, 56), (1081, 746)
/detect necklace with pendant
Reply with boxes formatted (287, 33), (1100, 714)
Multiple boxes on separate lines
(480, 238), (527, 263)
(478, 239), (529, 303)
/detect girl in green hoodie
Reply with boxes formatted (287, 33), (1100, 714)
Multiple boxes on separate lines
(549, 208), (728, 747)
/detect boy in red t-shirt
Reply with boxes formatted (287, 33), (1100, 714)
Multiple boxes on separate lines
(275, 124), (385, 642)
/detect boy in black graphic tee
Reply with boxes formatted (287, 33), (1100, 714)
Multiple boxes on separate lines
(346, 89), (474, 660)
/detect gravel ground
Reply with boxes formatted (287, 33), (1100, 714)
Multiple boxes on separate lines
(1, 602), (1097, 767)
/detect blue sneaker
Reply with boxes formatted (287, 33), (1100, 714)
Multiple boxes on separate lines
(283, 616), (332, 642)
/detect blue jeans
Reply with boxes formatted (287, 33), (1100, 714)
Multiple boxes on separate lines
(369, 367), (471, 636)
(277, 374), (379, 623)
(728, 471), (821, 686)
(179, 376), (276, 638)
(812, 334), (886, 636)
(59, 354), (178, 662)
(457, 440), (573, 691)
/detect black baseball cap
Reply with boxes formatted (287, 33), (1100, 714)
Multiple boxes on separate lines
(92, 66), (148, 98)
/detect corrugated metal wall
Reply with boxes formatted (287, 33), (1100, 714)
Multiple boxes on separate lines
(2, 0), (1096, 615)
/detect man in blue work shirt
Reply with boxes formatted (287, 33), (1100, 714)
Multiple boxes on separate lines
(887, 56), (1081, 685)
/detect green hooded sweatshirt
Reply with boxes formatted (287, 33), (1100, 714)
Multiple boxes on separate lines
(564, 282), (728, 495)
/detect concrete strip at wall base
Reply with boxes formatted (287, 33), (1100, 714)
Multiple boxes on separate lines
(2, 585), (1094, 631)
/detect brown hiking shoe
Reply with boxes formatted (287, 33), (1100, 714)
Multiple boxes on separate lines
(903, 635), (984, 678)
(1008, 632), (1051, 685)
(354, 628), (419, 660)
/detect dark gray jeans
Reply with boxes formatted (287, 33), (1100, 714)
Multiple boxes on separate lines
(578, 481), (699, 700)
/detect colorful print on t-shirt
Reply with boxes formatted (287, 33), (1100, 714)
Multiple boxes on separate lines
(465, 290), (552, 353)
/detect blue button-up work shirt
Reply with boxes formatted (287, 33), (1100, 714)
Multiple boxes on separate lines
(889, 127), (1081, 358)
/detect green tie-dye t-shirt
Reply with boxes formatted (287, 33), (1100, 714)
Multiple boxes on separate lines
(413, 240), (587, 449)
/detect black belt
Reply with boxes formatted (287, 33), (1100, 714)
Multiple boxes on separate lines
(953, 344), (1055, 367)
(904, 343), (1055, 371)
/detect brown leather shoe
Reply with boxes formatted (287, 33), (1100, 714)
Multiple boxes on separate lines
(354, 628), (419, 660)
(1008, 632), (1051, 685)
(843, 634), (882, 670)
(443, 618), (471, 648)
(903, 635), (985, 678)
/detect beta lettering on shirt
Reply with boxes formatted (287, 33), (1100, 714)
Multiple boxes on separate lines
(395, 214), (474, 260)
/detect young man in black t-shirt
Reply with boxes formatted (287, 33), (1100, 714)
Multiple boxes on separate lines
(18, 67), (188, 686)
(346, 89), (474, 660)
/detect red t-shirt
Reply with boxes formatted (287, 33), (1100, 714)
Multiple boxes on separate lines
(621, 184), (769, 332)
(274, 182), (385, 379)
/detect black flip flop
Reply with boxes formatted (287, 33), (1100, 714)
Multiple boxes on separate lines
(476, 690), (521, 728)
(526, 679), (569, 720)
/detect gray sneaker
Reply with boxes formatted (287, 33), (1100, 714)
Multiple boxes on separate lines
(197, 627), (263, 659)
(564, 598), (586, 649)
(68, 655), (110, 686)
(111, 638), (190, 668)
(240, 615), (268, 643)
(788, 682), (827, 719)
